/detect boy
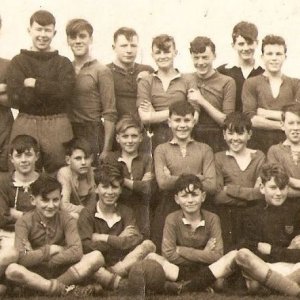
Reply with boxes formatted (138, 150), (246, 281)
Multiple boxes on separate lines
(0, 15), (14, 172)
(137, 34), (198, 150)
(152, 101), (216, 252)
(187, 36), (236, 152)
(66, 19), (117, 162)
(7, 10), (75, 174)
(107, 27), (154, 120)
(268, 103), (300, 198)
(78, 165), (156, 290)
(5, 175), (104, 296)
(215, 112), (265, 252)
(0, 135), (39, 236)
(57, 137), (96, 219)
(217, 21), (264, 112)
(242, 35), (300, 153)
(104, 116), (153, 238)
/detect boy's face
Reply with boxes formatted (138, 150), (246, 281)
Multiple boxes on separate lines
(175, 185), (205, 214)
(191, 46), (215, 78)
(232, 35), (257, 62)
(28, 21), (56, 52)
(10, 148), (39, 175)
(168, 113), (195, 141)
(66, 149), (93, 175)
(97, 181), (122, 207)
(67, 30), (92, 58)
(116, 127), (142, 155)
(260, 177), (288, 207)
(31, 189), (61, 219)
(113, 34), (138, 66)
(223, 128), (251, 153)
(262, 44), (286, 74)
(281, 112), (300, 145)
(152, 42), (177, 70)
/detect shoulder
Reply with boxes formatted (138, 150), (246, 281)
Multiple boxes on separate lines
(215, 71), (235, 83)
(0, 172), (12, 185)
(16, 210), (35, 225)
(59, 210), (76, 224)
(93, 60), (113, 75)
(117, 203), (134, 217)
(57, 166), (72, 179)
(136, 63), (154, 73)
(215, 151), (227, 162)
(193, 141), (213, 153)
(166, 210), (182, 224)
(154, 142), (170, 155)
(216, 64), (228, 73)
(202, 209), (220, 223)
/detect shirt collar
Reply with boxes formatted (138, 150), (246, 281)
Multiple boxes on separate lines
(225, 58), (262, 70)
(225, 149), (257, 157)
(111, 62), (137, 75)
(182, 216), (205, 228)
(169, 137), (194, 145)
(282, 139), (293, 147)
(95, 201), (121, 228)
(153, 69), (181, 81)
(73, 58), (97, 69)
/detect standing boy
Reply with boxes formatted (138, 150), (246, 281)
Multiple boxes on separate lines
(104, 116), (153, 238)
(66, 19), (117, 162)
(217, 21), (264, 112)
(7, 10), (75, 174)
(242, 35), (300, 153)
(57, 138), (95, 219)
(215, 112), (265, 252)
(108, 27), (154, 120)
(152, 101), (216, 252)
(187, 36), (236, 152)
(78, 165), (156, 290)
(267, 103), (300, 198)
(5, 175), (104, 296)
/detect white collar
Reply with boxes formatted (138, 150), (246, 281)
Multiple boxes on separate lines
(95, 202), (121, 228)
(182, 217), (205, 228)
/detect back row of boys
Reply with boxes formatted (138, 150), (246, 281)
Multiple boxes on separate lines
(1, 9), (300, 297)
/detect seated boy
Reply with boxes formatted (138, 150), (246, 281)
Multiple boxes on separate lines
(0, 135), (40, 240)
(144, 173), (223, 289)
(57, 138), (95, 219)
(5, 175), (104, 296)
(215, 112), (265, 252)
(104, 116), (153, 238)
(165, 163), (300, 296)
(152, 101), (216, 252)
(267, 103), (300, 198)
(77, 165), (156, 290)
(7, 10), (75, 174)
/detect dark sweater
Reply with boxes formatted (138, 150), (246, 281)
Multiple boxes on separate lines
(7, 50), (75, 116)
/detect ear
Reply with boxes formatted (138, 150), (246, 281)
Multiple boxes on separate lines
(53, 30), (57, 37)
(116, 134), (120, 144)
(222, 129), (226, 140)
(280, 120), (285, 132)
(27, 27), (31, 35)
(259, 183), (266, 195)
(65, 155), (71, 165)
(174, 49), (178, 56)
(30, 194), (36, 206)
(35, 151), (40, 161)
(174, 194), (180, 205)
(112, 44), (115, 50)
(201, 192), (206, 203)
(168, 117), (171, 128)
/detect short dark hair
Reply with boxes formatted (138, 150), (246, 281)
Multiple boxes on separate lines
(223, 112), (252, 134)
(30, 10), (56, 27)
(169, 101), (195, 117)
(262, 34), (287, 54)
(260, 163), (289, 189)
(190, 36), (216, 54)
(174, 174), (203, 195)
(232, 21), (258, 43)
(152, 34), (176, 51)
(9, 135), (39, 155)
(63, 138), (93, 158)
(116, 115), (143, 134)
(66, 18), (93, 38)
(94, 164), (123, 186)
(31, 174), (62, 198)
(113, 27), (138, 43)
(282, 103), (300, 121)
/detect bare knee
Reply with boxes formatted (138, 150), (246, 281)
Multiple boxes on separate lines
(5, 263), (25, 281)
(83, 251), (105, 270)
(0, 249), (18, 266)
(236, 248), (254, 268)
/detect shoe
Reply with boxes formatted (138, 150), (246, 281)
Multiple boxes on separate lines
(64, 284), (103, 297)
(164, 281), (183, 295)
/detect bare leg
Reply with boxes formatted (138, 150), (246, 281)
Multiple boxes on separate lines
(0, 247), (18, 276)
(209, 250), (238, 278)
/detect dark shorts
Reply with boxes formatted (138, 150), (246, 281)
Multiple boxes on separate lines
(29, 262), (72, 279)
(178, 263), (208, 281)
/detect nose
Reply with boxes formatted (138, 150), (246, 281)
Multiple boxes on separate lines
(128, 136), (133, 143)
(20, 154), (27, 162)
(81, 158), (86, 165)
(47, 200), (55, 208)
(186, 194), (194, 202)
(232, 132), (239, 139)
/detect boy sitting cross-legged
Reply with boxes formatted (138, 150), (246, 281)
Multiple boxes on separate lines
(5, 175), (104, 296)
(104, 115), (154, 238)
(215, 112), (265, 252)
(57, 137), (96, 219)
(77, 164), (156, 291)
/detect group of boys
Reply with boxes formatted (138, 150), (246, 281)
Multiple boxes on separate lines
(0, 8), (300, 298)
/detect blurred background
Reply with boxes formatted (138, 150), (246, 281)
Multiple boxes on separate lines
(1, 0), (300, 76)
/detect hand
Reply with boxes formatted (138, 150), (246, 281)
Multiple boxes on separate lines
(22, 239), (33, 252)
(139, 100), (155, 112)
(0, 83), (7, 93)
(24, 78), (36, 88)
(10, 208), (23, 220)
(142, 172), (153, 181)
(288, 235), (300, 249)
(254, 176), (262, 188)
(163, 166), (171, 176)
(137, 71), (151, 81)
(257, 242), (271, 255)
(188, 88), (205, 106)
(204, 238), (216, 251)
(223, 186), (227, 192)
(98, 150), (109, 162)
(119, 225), (137, 237)
(197, 173), (204, 181)
(92, 233), (109, 242)
(70, 212), (79, 220)
(49, 245), (64, 256)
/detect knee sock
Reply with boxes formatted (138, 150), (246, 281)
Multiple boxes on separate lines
(263, 269), (300, 297)
(48, 279), (66, 296)
(57, 266), (81, 285)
